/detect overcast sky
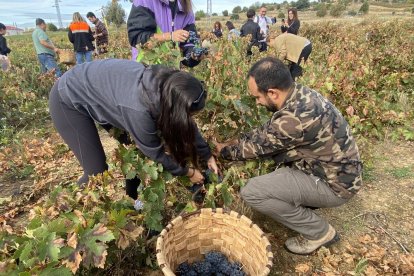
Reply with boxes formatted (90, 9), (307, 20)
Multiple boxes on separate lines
(0, 0), (265, 29)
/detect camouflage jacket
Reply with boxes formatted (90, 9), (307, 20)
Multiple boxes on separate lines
(221, 83), (362, 199)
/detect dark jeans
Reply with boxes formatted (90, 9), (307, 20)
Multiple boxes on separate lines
(290, 43), (312, 80)
(49, 82), (140, 199)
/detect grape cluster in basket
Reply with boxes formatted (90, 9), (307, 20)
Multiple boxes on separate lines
(176, 251), (246, 276)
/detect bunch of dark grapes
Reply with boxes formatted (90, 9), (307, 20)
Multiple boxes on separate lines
(175, 251), (246, 276)
(183, 31), (208, 61)
(184, 47), (209, 60)
(177, 262), (193, 275)
(187, 31), (200, 45)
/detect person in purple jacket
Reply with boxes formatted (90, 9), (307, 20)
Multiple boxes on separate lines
(49, 59), (218, 205)
(127, 0), (203, 67)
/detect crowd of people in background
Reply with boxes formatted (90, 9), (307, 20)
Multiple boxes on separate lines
(26, 11), (109, 76)
(1, 4), (310, 78)
(206, 6), (310, 80)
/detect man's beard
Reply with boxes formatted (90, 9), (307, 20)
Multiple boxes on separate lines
(264, 98), (278, 112)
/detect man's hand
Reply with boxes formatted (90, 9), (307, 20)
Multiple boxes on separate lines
(54, 47), (60, 54)
(212, 138), (239, 157)
(212, 140), (226, 157)
(207, 156), (219, 174)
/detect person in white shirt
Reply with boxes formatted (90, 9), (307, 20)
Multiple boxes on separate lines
(253, 6), (273, 51)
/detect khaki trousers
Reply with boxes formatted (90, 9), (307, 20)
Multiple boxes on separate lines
(241, 167), (348, 240)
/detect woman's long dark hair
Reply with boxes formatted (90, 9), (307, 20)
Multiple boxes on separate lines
(157, 70), (206, 168)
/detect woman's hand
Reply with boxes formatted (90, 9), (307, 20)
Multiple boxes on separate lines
(187, 168), (204, 183)
(172, 29), (189, 42)
(207, 156), (219, 174)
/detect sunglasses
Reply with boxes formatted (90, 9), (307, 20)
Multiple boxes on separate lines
(193, 81), (207, 104)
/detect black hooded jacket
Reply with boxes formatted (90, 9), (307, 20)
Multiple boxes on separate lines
(0, 34), (11, 56)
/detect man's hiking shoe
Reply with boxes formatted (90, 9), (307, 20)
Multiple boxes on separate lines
(284, 224), (339, 255)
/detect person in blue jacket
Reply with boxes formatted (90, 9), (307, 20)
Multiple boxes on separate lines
(49, 59), (218, 203)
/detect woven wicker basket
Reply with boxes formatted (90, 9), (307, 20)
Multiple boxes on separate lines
(156, 208), (273, 276)
(59, 49), (75, 65)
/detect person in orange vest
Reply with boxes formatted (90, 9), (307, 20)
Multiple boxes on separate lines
(68, 12), (95, 64)
(270, 33), (312, 80)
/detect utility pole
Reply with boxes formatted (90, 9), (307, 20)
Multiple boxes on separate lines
(207, 0), (212, 26)
(53, 0), (64, 29)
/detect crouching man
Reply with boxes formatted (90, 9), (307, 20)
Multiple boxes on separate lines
(214, 57), (362, 255)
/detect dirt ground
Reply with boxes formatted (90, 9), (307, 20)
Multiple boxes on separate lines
(1, 133), (413, 275)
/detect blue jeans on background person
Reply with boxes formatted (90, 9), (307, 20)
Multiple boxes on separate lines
(37, 53), (62, 77)
(75, 51), (93, 64)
